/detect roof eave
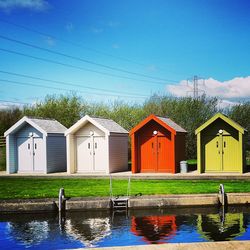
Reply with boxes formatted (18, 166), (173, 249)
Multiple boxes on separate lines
(195, 113), (245, 134)
(65, 115), (110, 136)
(4, 116), (48, 137)
(129, 114), (177, 136)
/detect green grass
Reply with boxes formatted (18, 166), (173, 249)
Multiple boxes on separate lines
(187, 159), (197, 165)
(1, 178), (250, 199)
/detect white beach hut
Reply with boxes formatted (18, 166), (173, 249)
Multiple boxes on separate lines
(4, 116), (67, 174)
(65, 115), (128, 174)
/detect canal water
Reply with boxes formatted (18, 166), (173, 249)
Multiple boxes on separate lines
(1, 206), (250, 249)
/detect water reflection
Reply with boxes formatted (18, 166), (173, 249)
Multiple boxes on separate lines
(7, 221), (49, 246)
(131, 215), (176, 243)
(65, 217), (111, 247)
(0, 207), (250, 249)
(197, 208), (245, 241)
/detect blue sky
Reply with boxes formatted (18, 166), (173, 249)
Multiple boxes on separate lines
(0, 0), (250, 107)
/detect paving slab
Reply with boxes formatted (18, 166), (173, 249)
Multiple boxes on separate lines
(1, 170), (250, 180)
(81, 240), (250, 250)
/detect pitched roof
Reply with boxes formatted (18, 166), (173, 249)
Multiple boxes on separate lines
(195, 113), (246, 134)
(4, 116), (67, 136)
(28, 117), (67, 133)
(157, 116), (187, 133)
(130, 114), (187, 135)
(65, 115), (128, 135)
(91, 117), (128, 133)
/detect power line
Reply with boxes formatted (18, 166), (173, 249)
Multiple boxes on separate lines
(0, 34), (179, 83)
(0, 99), (30, 106)
(0, 18), (153, 68)
(0, 18), (188, 79)
(0, 47), (168, 85)
(0, 70), (148, 97)
(0, 78), (147, 99)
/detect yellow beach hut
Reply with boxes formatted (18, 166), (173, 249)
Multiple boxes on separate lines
(195, 113), (247, 173)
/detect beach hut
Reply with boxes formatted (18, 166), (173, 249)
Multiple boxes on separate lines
(195, 113), (247, 173)
(4, 116), (67, 174)
(130, 114), (187, 173)
(65, 115), (128, 174)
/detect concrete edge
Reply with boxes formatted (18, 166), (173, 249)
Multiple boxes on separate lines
(82, 240), (250, 250)
(1, 193), (250, 213)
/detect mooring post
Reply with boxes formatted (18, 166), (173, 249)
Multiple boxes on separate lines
(219, 184), (225, 206)
(58, 187), (66, 212)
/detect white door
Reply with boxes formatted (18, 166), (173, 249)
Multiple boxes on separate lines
(76, 136), (106, 172)
(93, 136), (106, 171)
(76, 137), (93, 172)
(33, 138), (44, 172)
(17, 137), (33, 172)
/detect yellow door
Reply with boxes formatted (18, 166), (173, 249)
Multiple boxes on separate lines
(205, 135), (222, 172)
(222, 135), (239, 172)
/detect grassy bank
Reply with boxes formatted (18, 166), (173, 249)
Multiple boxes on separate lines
(0, 178), (250, 199)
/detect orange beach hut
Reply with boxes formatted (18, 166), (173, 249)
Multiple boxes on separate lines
(130, 114), (187, 173)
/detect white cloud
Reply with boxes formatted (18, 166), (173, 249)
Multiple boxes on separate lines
(167, 76), (250, 99)
(0, 0), (49, 12)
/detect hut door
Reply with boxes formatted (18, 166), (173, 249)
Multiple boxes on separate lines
(17, 137), (43, 172)
(140, 135), (169, 172)
(157, 136), (169, 172)
(33, 138), (43, 172)
(205, 135), (222, 172)
(93, 136), (106, 171)
(222, 135), (238, 172)
(76, 137), (93, 172)
(17, 137), (33, 172)
(205, 133), (238, 172)
(140, 136), (157, 172)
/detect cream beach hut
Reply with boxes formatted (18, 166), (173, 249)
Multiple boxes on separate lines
(65, 115), (128, 174)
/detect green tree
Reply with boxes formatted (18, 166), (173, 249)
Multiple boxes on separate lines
(229, 102), (250, 132)
(23, 94), (87, 128)
(0, 108), (22, 136)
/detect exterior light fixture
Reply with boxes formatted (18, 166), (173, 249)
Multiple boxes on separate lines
(153, 130), (158, 135)
(219, 129), (223, 134)
(89, 131), (94, 136)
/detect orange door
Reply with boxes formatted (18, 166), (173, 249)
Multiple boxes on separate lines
(140, 136), (157, 172)
(140, 135), (171, 172)
(157, 136), (168, 172)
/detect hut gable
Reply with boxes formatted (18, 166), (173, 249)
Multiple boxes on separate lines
(195, 113), (246, 135)
(4, 116), (67, 137)
(65, 115), (128, 136)
(130, 114), (187, 136)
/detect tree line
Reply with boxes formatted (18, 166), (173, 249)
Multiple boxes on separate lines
(1, 94), (250, 159)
